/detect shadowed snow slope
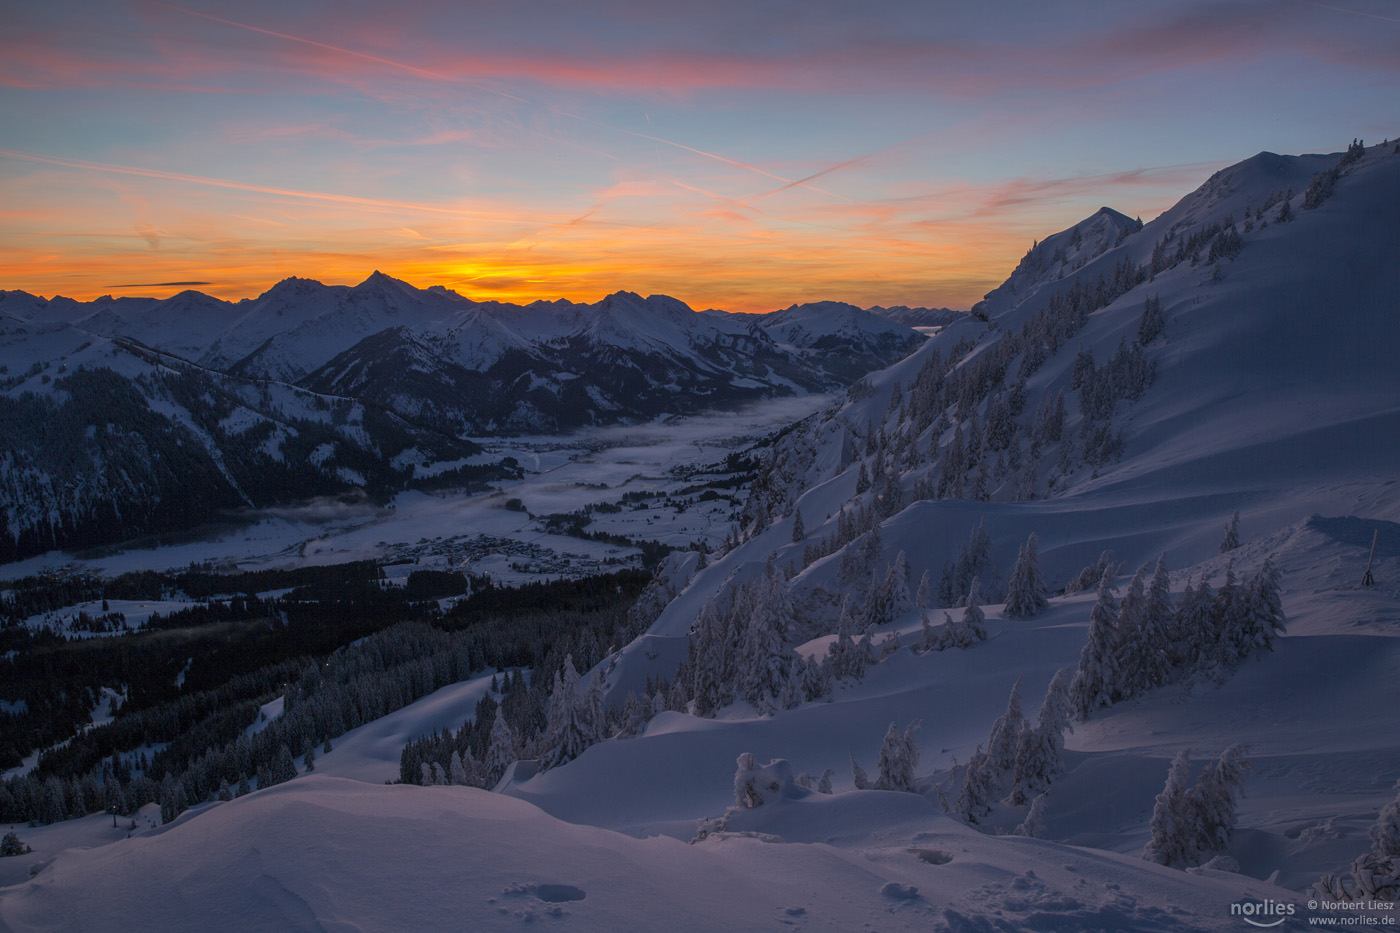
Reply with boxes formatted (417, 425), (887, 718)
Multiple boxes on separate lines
(1, 775), (1298, 933)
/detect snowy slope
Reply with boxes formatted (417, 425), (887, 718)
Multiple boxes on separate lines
(573, 138), (1400, 904)
(0, 774), (1300, 932)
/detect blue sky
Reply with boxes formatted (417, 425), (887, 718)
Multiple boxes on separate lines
(1, 0), (1395, 310)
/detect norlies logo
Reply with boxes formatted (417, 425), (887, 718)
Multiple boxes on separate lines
(1231, 899), (1297, 927)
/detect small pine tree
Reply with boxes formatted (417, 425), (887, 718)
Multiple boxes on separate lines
(1014, 792), (1049, 838)
(1004, 533), (1049, 619)
(0, 832), (32, 857)
(1144, 749), (1194, 866)
(961, 577), (987, 641)
(791, 509), (806, 543)
(1239, 557), (1286, 653)
(485, 707), (518, 787)
(915, 570), (932, 610)
(1183, 744), (1252, 862)
(1219, 510), (1241, 553)
(851, 753), (869, 790)
(1008, 667), (1074, 805)
(874, 721), (920, 792)
(1113, 564), (1152, 699)
(1141, 555), (1176, 688)
(1070, 569), (1121, 719)
(270, 745), (297, 786)
(540, 656), (596, 771)
(985, 679), (1026, 787)
(957, 744), (998, 824)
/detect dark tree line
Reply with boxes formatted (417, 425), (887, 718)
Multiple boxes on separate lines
(1, 563), (647, 826)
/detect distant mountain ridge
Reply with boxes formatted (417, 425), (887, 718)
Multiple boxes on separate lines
(0, 278), (923, 434)
(0, 278), (924, 561)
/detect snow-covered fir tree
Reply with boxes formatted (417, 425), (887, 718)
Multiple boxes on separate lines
(1182, 743), (1252, 863)
(1145, 744), (1252, 868)
(1014, 792), (1049, 838)
(688, 596), (737, 717)
(826, 596), (869, 681)
(484, 706), (518, 787)
(1008, 667), (1074, 805)
(1142, 555), (1176, 685)
(1314, 778), (1400, 902)
(1065, 550), (1117, 595)
(956, 744), (999, 824)
(961, 577), (987, 642)
(887, 550), (913, 616)
(850, 753), (869, 790)
(1219, 510), (1241, 553)
(1003, 533), (1049, 619)
(1239, 557), (1286, 653)
(1070, 569), (1121, 719)
(1143, 748), (1195, 867)
(736, 580), (794, 712)
(539, 655), (603, 771)
(873, 721), (920, 792)
(1112, 564), (1153, 697)
(615, 691), (648, 739)
(985, 679), (1025, 790)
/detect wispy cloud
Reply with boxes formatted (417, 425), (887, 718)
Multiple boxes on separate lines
(0, 148), (549, 224)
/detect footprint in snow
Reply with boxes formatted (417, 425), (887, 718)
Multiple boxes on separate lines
(504, 882), (587, 903)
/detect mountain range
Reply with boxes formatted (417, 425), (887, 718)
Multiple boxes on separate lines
(0, 281), (923, 562)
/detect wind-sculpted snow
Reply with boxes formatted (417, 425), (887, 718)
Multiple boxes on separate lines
(0, 776), (1296, 932)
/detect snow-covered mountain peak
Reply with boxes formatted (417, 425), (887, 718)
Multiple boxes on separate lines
(255, 275), (331, 303)
(1144, 149), (1337, 241)
(764, 301), (927, 347)
(972, 206), (1141, 322)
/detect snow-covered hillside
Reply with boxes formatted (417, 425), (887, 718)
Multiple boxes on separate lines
(3, 139), (1398, 931)
(0, 310), (478, 563)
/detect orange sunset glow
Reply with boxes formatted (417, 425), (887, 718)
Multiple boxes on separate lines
(2, 1), (1396, 311)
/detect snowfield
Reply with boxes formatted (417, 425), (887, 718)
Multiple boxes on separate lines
(0, 776), (1310, 932)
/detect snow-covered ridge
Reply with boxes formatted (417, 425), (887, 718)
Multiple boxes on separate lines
(4, 274), (923, 388)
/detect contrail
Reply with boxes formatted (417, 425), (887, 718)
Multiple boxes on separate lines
(158, 2), (847, 200)
(1300, 0), (1400, 24)
(0, 148), (543, 223)
(155, 2), (527, 102)
(746, 134), (928, 205)
(607, 127), (848, 201)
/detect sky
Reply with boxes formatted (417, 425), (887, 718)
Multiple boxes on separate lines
(0, 1), (1396, 313)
